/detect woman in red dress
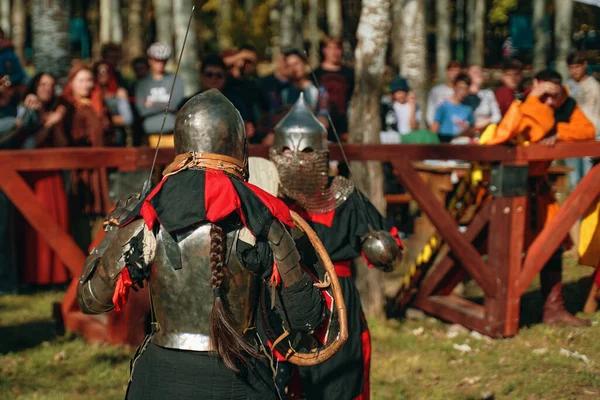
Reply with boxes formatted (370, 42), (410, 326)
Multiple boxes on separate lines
(18, 72), (69, 285)
(61, 64), (112, 252)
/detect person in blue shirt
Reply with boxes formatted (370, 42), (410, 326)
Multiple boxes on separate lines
(431, 73), (474, 143)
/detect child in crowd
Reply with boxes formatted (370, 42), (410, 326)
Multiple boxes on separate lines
(381, 76), (420, 144)
(431, 73), (474, 143)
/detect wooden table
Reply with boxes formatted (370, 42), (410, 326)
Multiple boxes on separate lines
(0, 143), (598, 342)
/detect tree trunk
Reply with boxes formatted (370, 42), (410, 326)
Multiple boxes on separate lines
(111, 0), (123, 43)
(308, 0), (319, 66)
(280, 0), (295, 50)
(326, 0), (342, 38)
(125, 0), (144, 64)
(344, 0), (361, 49)
(173, 0), (198, 97)
(88, 0), (102, 60)
(391, 0), (403, 69)
(554, 0), (573, 80)
(217, 0), (233, 51)
(533, 0), (546, 72)
(32, 0), (71, 78)
(293, 0), (303, 50)
(466, 0), (474, 60)
(153, 0), (173, 49)
(0, 0), (10, 37)
(244, 0), (254, 16)
(100, 0), (111, 44)
(270, 1), (281, 60)
(400, 0), (427, 128)
(468, 0), (485, 66)
(436, 0), (451, 82)
(11, 0), (25, 62)
(349, 0), (391, 320)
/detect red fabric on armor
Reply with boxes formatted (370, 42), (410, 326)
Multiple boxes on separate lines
(354, 312), (371, 400)
(290, 204), (336, 228)
(334, 261), (352, 277)
(246, 181), (294, 227)
(204, 170), (245, 226)
(139, 177), (168, 230)
(270, 261), (282, 287)
(113, 268), (133, 312)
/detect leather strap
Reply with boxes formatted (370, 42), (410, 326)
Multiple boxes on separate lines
(163, 151), (248, 180)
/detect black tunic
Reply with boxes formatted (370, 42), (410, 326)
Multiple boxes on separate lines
(293, 191), (389, 400)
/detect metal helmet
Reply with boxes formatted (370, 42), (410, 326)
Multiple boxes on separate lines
(270, 94), (345, 212)
(272, 93), (328, 152)
(174, 89), (247, 164)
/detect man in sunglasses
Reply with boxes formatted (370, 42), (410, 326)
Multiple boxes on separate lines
(179, 54), (254, 141)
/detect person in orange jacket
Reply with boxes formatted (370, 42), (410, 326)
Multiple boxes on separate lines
(489, 69), (594, 326)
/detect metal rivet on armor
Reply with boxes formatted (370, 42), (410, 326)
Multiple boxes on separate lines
(503, 207), (510, 214)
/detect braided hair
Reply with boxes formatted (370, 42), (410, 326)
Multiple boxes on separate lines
(209, 224), (259, 371)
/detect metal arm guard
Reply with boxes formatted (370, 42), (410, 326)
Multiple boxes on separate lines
(267, 220), (303, 286)
(77, 219), (156, 314)
(361, 230), (400, 272)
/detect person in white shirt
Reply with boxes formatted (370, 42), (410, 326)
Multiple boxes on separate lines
(464, 64), (502, 132)
(565, 51), (600, 188)
(380, 76), (421, 143)
(426, 60), (462, 127)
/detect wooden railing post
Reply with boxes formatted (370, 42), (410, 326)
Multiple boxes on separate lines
(484, 164), (528, 337)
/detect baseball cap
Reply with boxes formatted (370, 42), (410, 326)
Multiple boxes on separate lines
(147, 42), (172, 61)
(390, 76), (410, 93)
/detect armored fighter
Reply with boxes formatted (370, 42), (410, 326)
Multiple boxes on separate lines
(270, 94), (403, 400)
(77, 89), (327, 400)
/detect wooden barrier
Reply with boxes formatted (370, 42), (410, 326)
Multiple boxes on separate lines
(2, 142), (600, 342)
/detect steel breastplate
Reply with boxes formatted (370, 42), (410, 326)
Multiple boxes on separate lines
(149, 224), (260, 351)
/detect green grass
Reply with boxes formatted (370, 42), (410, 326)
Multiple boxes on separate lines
(1, 260), (600, 399)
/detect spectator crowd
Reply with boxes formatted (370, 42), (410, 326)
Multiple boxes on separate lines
(1, 30), (600, 298)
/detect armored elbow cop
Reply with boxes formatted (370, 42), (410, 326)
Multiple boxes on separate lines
(77, 219), (156, 314)
(267, 220), (303, 286)
(361, 230), (401, 271)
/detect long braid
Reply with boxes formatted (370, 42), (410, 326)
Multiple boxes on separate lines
(209, 224), (259, 372)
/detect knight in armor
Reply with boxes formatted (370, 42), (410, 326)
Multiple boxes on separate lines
(77, 89), (326, 399)
(269, 94), (403, 400)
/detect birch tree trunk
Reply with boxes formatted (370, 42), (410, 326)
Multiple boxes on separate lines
(111, 0), (123, 43)
(349, 0), (392, 319)
(326, 0), (342, 38)
(468, 0), (485, 66)
(308, 0), (319, 66)
(217, 0), (233, 51)
(11, 0), (25, 62)
(436, 0), (451, 81)
(554, 0), (573, 80)
(391, 0), (403, 69)
(153, 0), (173, 49)
(533, 0), (546, 72)
(173, 0), (198, 96)
(32, 0), (71, 78)
(125, 0), (144, 64)
(280, 0), (295, 50)
(400, 0), (427, 128)
(100, 0), (111, 44)
(0, 0), (10, 37)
